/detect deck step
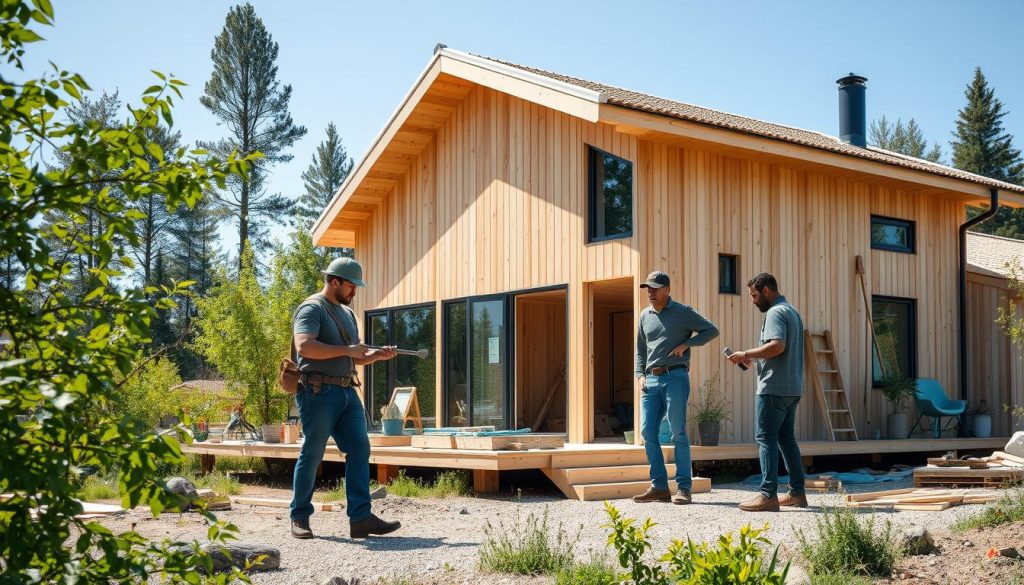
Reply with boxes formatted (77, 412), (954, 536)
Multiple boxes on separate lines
(564, 463), (672, 484)
(574, 477), (712, 501)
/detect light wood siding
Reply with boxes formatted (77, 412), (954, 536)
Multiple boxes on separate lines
(967, 274), (1024, 435)
(347, 81), (968, 444)
(638, 145), (962, 443)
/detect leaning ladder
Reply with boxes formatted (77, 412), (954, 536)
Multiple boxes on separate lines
(804, 329), (859, 441)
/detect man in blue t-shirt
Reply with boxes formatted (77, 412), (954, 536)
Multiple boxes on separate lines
(726, 272), (807, 512)
(288, 257), (399, 539)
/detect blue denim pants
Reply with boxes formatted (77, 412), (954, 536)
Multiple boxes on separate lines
(289, 383), (371, 522)
(639, 368), (693, 491)
(755, 394), (806, 498)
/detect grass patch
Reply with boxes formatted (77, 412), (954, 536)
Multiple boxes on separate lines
(191, 472), (243, 496)
(952, 489), (1024, 532)
(76, 475), (119, 501)
(810, 573), (873, 585)
(553, 553), (616, 585)
(478, 506), (579, 575)
(387, 470), (471, 498)
(795, 505), (900, 578)
(320, 479), (347, 502)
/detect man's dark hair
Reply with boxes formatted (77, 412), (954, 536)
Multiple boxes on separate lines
(746, 272), (779, 293)
(324, 274), (346, 286)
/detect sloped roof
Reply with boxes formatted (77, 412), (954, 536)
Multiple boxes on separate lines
(482, 53), (1024, 196)
(967, 232), (1024, 278)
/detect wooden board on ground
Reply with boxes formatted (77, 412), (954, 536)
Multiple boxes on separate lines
(368, 434), (412, 447)
(926, 457), (988, 469)
(846, 487), (1001, 511)
(232, 496), (342, 512)
(913, 466), (1024, 488)
(805, 478), (842, 492)
(455, 434), (565, 451)
(411, 434), (457, 449)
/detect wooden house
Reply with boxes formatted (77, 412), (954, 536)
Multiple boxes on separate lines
(312, 46), (1024, 450)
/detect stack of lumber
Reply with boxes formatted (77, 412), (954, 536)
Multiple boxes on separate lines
(913, 451), (1024, 488)
(846, 487), (1001, 511)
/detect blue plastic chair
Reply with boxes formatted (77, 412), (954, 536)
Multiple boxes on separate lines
(908, 378), (966, 438)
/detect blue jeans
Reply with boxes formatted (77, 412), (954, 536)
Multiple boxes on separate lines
(755, 394), (805, 498)
(639, 368), (692, 491)
(290, 384), (372, 522)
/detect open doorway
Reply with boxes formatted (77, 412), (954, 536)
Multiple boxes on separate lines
(514, 289), (567, 433)
(590, 278), (634, 442)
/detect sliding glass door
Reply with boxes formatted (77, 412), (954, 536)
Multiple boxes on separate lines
(444, 296), (510, 429)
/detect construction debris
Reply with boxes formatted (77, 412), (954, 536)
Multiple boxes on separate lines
(232, 496), (342, 512)
(846, 487), (1001, 511)
(913, 451), (1024, 488)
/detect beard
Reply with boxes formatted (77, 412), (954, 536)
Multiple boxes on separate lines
(340, 290), (355, 306)
(755, 298), (771, 313)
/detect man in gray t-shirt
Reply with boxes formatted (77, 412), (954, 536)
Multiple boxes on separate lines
(726, 272), (807, 512)
(288, 257), (399, 540)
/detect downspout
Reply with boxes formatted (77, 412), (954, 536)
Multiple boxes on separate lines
(958, 187), (999, 413)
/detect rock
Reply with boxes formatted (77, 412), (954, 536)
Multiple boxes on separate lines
(370, 485), (387, 500)
(998, 547), (1020, 559)
(963, 540), (975, 548)
(425, 562), (439, 571)
(165, 476), (198, 510)
(459, 507), (469, 515)
(1005, 431), (1024, 459)
(321, 578), (364, 585)
(784, 562), (811, 585)
(201, 542), (280, 573)
(899, 524), (937, 556)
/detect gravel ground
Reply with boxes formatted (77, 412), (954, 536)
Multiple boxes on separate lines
(93, 479), (1001, 584)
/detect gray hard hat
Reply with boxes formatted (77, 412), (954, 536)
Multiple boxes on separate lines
(322, 257), (367, 287)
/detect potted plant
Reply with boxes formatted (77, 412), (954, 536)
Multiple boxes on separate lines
(261, 420), (283, 443)
(380, 403), (404, 436)
(967, 400), (992, 438)
(881, 371), (916, 439)
(694, 371), (729, 446)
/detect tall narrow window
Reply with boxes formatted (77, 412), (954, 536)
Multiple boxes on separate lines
(364, 305), (436, 426)
(871, 215), (915, 253)
(872, 296), (917, 385)
(588, 146), (633, 242)
(719, 254), (739, 294)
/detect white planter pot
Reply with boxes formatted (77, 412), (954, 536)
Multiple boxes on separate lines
(971, 414), (992, 438)
(887, 413), (908, 439)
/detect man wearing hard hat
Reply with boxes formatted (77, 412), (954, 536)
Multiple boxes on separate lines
(288, 257), (399, 539)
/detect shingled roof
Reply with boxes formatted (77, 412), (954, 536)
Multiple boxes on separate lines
(967, 232), (1024, 278)
(481, 54), (1024, 196)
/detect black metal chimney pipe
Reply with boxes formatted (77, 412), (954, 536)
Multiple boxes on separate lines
(958, 188), (999, 412)
(837, 73), (868, 147)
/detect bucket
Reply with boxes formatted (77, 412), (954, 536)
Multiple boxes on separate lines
(382, 419), (405, 436)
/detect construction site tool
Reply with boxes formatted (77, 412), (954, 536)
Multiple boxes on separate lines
(369, 346), (429, 359)
(722, 346), (749, 371)
(805, 329), (858, 441)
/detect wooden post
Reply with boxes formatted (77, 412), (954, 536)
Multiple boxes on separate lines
(199, 454), (215, 475)
(802, 455), (813, 468)
(376, 464), (399, 484)
(871, 452), (882, 464)
(316, 462), (324, 479)
(472, 470), (500, 494)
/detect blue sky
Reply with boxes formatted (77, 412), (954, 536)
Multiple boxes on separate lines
(19, 1), (1024, 254)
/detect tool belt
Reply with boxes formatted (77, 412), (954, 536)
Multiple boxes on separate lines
(648, 364), (688, 376)
(301, 371), (361, 394)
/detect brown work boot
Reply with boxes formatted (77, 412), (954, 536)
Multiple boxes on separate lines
(632, 486), (671, 503)
(291, 519), (314, 539)
(778, 491), (808, 508)
(738, 494), (780, 512)
(671, 489), (692, 505)
(350, 513), (401, 538)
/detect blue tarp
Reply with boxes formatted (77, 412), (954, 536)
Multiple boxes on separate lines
(743, 466), (915, 485)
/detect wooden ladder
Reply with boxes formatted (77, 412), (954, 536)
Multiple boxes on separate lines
(804, 329), (858, 441)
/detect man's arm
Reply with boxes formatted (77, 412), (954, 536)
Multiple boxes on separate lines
(727, 339), (785, 365)
(634, 313), (647, 378)
(294, 333), (371, 360)
(353, 346), (396, 365)
(668, 307), (719, 357)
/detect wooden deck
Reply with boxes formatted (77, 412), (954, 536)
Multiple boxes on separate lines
(182, 437), (1008, 501)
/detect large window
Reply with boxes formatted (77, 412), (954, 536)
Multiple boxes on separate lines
(872, 296), (917, 385)
(364, 304), (436, 426)
(587, 146), (633, 242)
(443, 296), (510, 429)
(871, 215), (915, 253)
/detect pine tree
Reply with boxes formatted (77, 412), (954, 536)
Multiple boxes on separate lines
(869, 115), (942, 162)
(951, 67), (1024, 238)
(131, 125), (183, 285)
(200, 3), (306, 270)
(0, 254), (24, 292)
(295, 122), (353, 228)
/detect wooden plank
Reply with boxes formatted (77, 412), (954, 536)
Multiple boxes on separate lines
(411, 434), (457, 449)
(233, 497), (341, 512)
(455, 434), (565, 451)
(575, 476), (712, 501)
(376, 464), (399, 484)
(368, 435), (413, 447)
(472, 469), (500, 494)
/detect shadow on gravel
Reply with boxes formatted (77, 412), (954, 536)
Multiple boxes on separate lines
(316, 535), (478, 551)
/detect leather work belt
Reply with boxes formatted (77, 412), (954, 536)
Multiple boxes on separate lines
(302, 372), (359, 394)
(648, 364), (688, 376)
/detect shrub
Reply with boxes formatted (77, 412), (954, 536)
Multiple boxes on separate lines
(795, 505), (900, 577)
(192, 472), (242, 496)
(76, 475), (120, 502)
(603, 502), (789, 584)
(553, 553), (617, 585)
(953, 489), (1024, 532)
(478, 506), (579, 575)
(810, 574), (872, 585)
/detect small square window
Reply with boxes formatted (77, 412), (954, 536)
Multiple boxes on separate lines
(587, 146), (633, 242)
(871, 215), (915, 253)
(719, 254), (739, 294)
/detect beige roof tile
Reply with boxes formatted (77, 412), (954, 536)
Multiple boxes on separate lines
(967, 232), (1024, 277)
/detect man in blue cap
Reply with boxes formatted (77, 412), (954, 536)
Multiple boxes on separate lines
(633, 270), (719, 505)
(289, 257), (399, 539)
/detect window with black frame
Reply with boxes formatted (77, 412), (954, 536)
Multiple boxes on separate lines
(443, 297), (510, 430)
(871, 215), (915, 253)
(588, 146), (633, 242)
(872, 296), (917, 385)
(719, 254), (739, 294)
(364, 305), (436, 427)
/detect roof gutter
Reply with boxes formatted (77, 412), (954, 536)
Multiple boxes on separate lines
(958, 187), (999, 410)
